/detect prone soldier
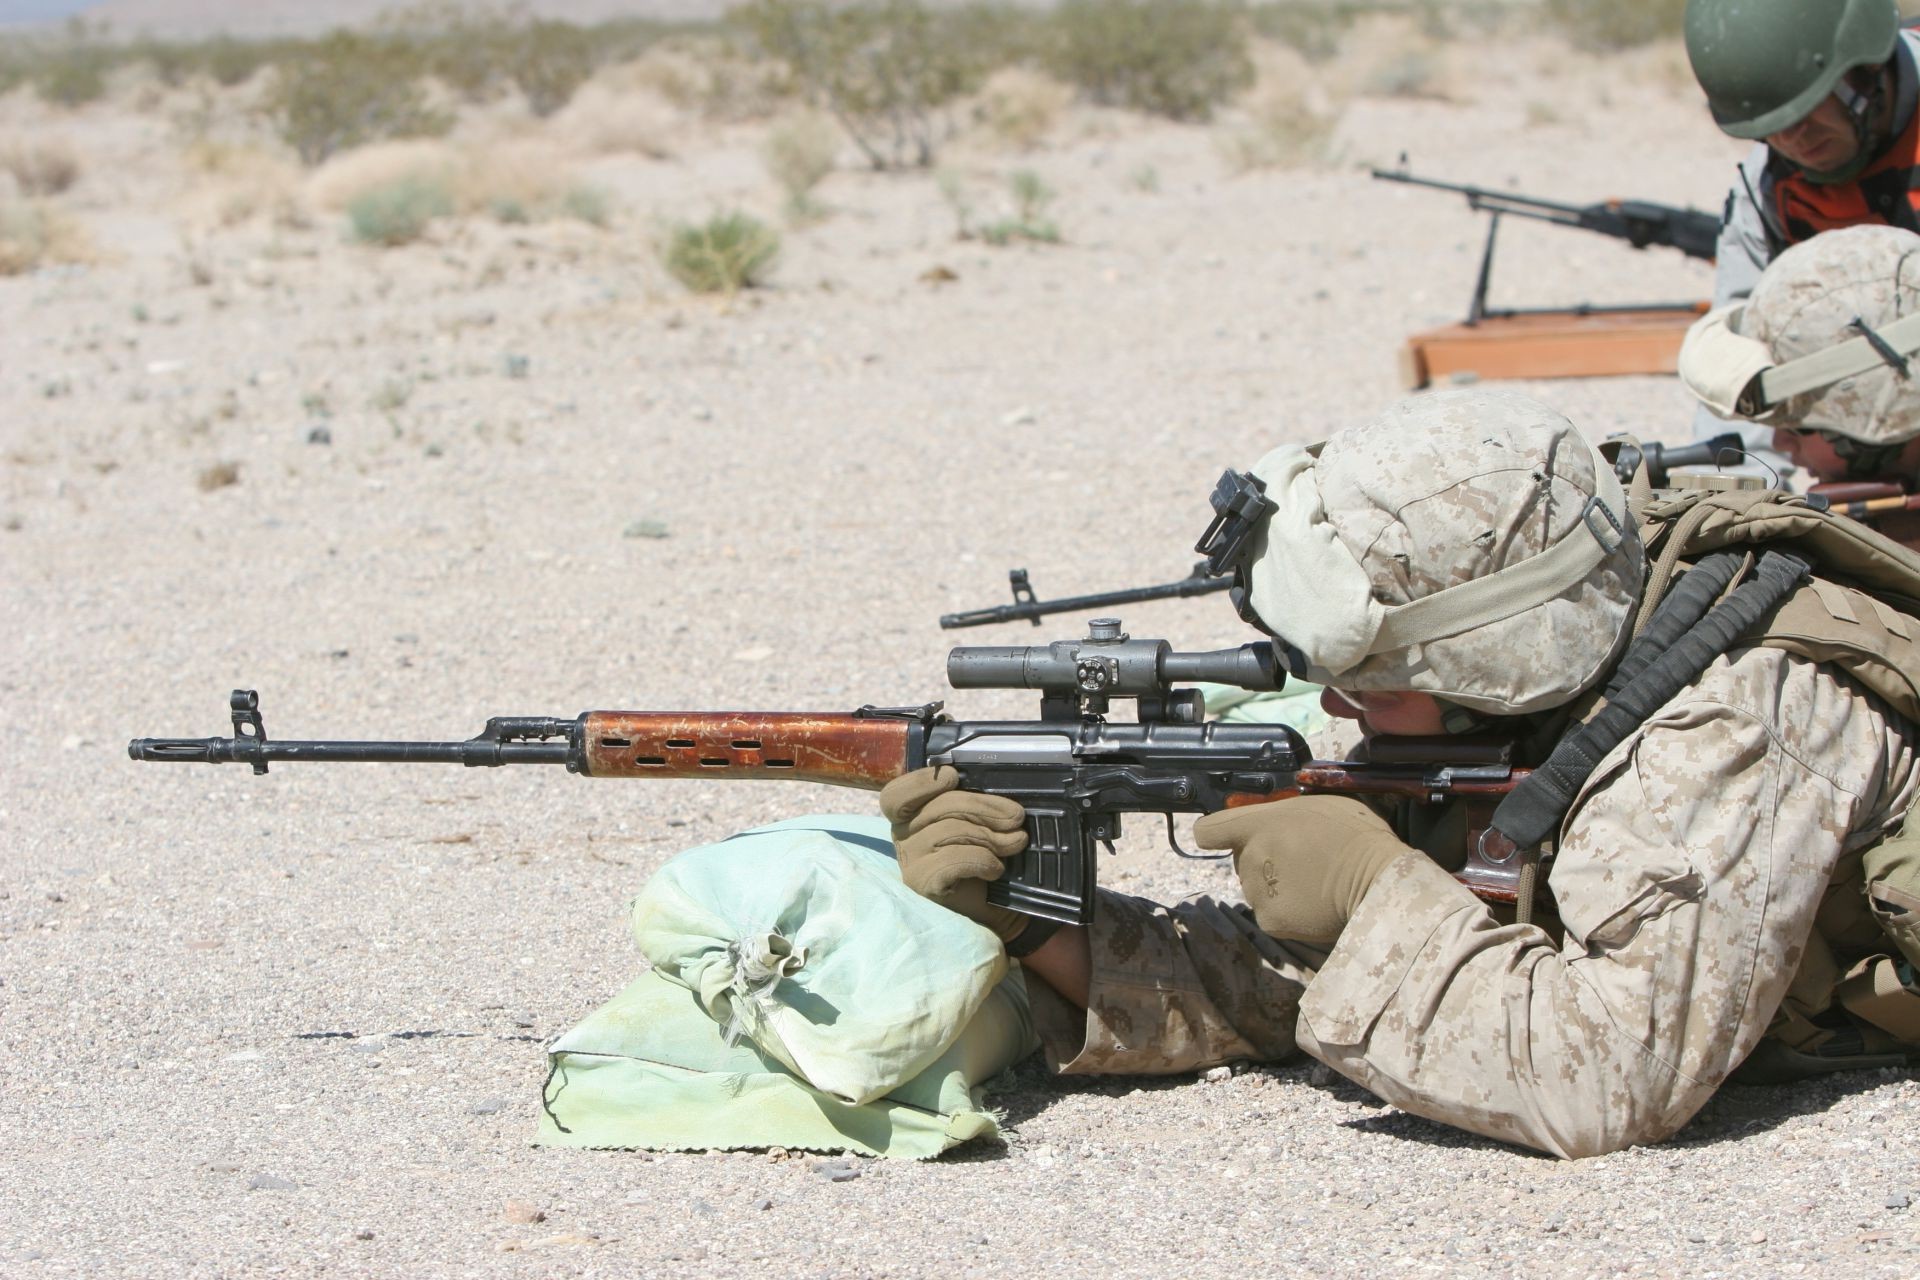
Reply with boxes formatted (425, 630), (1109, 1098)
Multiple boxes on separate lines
(1678, 224), (1920, 545)
(884, 388), (1920, 1158)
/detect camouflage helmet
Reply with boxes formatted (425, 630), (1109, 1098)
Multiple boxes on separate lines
(1742, 224), (1920, 444)
(1238, 389), (1644, 717)
(1684, 0), (1898, 140)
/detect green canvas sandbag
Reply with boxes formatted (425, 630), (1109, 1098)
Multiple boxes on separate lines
(629, 815), (1009, 1104)
(534, 964), (1037, 1159)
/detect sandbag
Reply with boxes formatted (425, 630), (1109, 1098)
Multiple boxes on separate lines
(629, 815), (1008, 1104)
(535, 964), (1036, 1159)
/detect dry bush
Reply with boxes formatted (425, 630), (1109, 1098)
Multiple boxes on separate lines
(659, 210), (779, 293)
(1217, 85), (1339, 172)
(1330, 17), (1454, 102)
(612, 38), (790, 122)
(762, 111), (839, 219)
(347, 175), (454, 245)
(971, 67), (1072, 151)
(176, 143), (306, 229)
(734, 0), (994, 169)
(1541, 0), (1684, 52)
(546, 81), (678, 158)
(1, 140), (81, 196)
(0, 198), (95, 274)
(305, 139), (460, 212)
(456, 138), (571, 216)
(1044, 0), (1253, 122)
(264, 31), (453, 166)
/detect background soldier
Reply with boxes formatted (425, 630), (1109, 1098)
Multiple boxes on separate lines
(1683, 0), (1918, 452)
(885, 388), (1920, 1158)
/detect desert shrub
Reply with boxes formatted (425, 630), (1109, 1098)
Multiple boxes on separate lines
(265, 32), (453, 166)
(973, 66), (1071, 150)
(34, 46), (109, 107)
(733, 0), (997, 169)
(1217, 87), (1337, 172)
(1248, 2), (1364, 64)
(1541, 0), (1685, 51)
(762, 111), (839, 219)
(660, 210), (779, 292)
(979, 169), (1059, 245)
(1044, 0), (1252, 121)
(508, 20), (601, 116)
(346, 174), (454, 245)
(0, 198), (93, 274)
(1, 140), (82, 196)
(560, 184), (615, 226)
(1360, 45), (1446, 99)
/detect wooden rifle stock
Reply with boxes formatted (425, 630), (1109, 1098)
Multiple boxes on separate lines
(579, 712), (916, 789)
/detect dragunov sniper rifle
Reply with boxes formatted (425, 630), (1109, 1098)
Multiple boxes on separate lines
(1371, 167), (1719, 325)
(129, 620), (1534, 928)
(937, 433), (1750, 632)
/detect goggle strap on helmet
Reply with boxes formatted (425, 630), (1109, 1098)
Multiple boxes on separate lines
(1368, 443), (1630, 656)
(1756, 307), (1920, 405)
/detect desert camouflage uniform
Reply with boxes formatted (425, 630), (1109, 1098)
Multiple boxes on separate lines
(1029, 647), (1919, 1158)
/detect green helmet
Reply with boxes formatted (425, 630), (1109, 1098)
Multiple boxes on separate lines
(1684, 0), (1898, 140)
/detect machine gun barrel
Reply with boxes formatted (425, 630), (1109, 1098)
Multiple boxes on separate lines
(940, 564), (1229, 629)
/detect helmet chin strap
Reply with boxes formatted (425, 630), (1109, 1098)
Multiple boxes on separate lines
(1798, 73), (1886, 185)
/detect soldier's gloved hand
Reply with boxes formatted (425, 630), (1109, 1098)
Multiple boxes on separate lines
(880, 765), (1031, 945)
(1193, 795), (1412, 949)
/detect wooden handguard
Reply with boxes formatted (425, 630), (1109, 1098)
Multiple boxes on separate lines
(578, 712), (913, 790)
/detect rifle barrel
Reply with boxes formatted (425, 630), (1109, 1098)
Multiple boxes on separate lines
(127, 736), (573, 765)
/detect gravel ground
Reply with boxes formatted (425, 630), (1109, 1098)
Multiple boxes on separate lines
(3, 41), (1918, 1279)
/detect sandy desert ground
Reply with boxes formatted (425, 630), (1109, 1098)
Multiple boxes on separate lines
(2, 17), (1918, 1280)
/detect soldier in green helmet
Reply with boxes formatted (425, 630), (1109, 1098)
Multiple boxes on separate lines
(1684, 0), (1918, 455)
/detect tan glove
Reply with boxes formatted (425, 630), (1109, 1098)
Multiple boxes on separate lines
(1193, 795), (1411, 948)
(880, 765), (1031, 944)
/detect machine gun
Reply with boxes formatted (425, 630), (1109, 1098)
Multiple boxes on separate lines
(1372, 167), (1719, 327)
(130, 619), (1533, 927)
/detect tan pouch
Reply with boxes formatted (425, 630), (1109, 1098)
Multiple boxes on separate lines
(1863, 829), (1920, 969)
(1836, 955), (1920, 1044)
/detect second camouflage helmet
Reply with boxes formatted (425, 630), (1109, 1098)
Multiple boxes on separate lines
(1684, 0), (1898, 139)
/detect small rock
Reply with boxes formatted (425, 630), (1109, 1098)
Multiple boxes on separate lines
(732, 646), (773, 663)
(810, 1158), (862, 1183)
(510, 1012), (536, 1028)
(248, 1174), (298, 1192)
(623, 519), (670, 540)
(354, 1230), (374, 1241)
(502, 354), (530, 379)
(306, 424), (332, 446)
(1749, 1229), (1768, 1244)
(469, 1098), (508, 1115)
(503, 1200), (546, 1225)
(204, 1160), (242, 1174)
(1886, 1194), (1910, 1210)
(1203, 1066), (1231, 1084)
(753, 1196), (774, 1211)
(1001, 406), (1036, 427)
(349, 1037), (386, 1053)
(689, 405), (711, 421)
(690, 1198), (717, 1217)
